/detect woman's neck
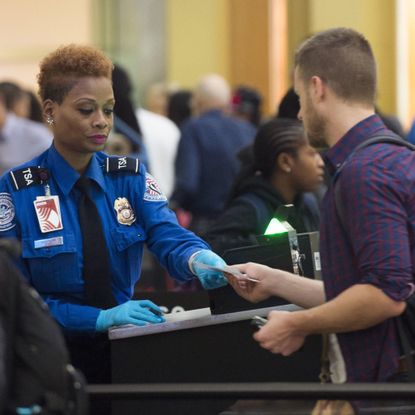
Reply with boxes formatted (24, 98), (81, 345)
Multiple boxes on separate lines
(270, 173), (296, 204)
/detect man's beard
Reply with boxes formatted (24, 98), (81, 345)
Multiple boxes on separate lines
(304, 105), (328, 149)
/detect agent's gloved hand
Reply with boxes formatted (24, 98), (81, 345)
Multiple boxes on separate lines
(96, 300), (165, 332)
(16, 405), (42, 414)
(189, 249), (228, 290)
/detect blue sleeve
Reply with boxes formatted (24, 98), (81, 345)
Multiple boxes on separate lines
(171, 123), (200, 209)
(43, 296), (101, 333)
(339, 157), (413, 301)
(138, 168), (210, 281)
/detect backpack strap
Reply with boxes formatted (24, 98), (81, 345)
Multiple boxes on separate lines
(237, 193), (271, 233)
(333, 134), (415, 229)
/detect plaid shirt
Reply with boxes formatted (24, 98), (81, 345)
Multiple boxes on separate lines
(321, 114), (415, 382)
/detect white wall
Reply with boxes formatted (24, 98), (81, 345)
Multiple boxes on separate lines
(0, 0), (93, 91)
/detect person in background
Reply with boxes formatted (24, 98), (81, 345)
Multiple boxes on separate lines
(167, 89), (192, 128)
(136, 92), (181, 199)
(0, 45), (229, 396)
(228, 27), (415, 413)
(231, 85), (263, 128)
(26, 90), (44, 123)
(375, 105), (405, 138)
(0, 81), (31, 118)
(104, 131), (135, 156)
(171, 74), (256, 236)
(408, 118), (415, 144)
(276, 87), (300, 120)
(111, 64), (149, 166)
(0, 86), (52, 175)
(143, 81), (171, 116)
(203, 118), (323, 256)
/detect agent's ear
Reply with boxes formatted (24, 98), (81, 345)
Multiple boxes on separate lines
(276, 152), (294, 173)
(42, 99), (56, 126)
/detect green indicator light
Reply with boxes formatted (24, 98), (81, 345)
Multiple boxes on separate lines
(264, 218), (288, 235)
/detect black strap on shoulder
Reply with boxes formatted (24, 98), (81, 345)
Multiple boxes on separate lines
(334, 134), (415, 228)
(238, 193), (271, 232)
(335, 135), (415, 178)
(105, 156), (140, 174)
(9, 167), (50, 191)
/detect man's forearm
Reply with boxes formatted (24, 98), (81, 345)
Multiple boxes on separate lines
(269, 269), (325, 309)
(291, 283), (405, 335)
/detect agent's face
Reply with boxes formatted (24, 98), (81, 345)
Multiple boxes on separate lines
(45, 76), (114, 161)
(290, 143), (325, 193)
(294, 68), (327, 148)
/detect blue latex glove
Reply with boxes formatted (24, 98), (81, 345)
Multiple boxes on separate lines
(96, 300), (165, 332)
(189, 249), (228, 289)
(16, 406), (42, 415)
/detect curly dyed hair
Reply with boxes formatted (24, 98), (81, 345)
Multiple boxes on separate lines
(37, 44), (113, 103)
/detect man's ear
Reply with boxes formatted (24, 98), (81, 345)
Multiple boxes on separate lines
(310, 76), (326, 103)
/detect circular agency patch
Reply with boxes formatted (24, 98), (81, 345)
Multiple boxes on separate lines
(143, 173), (167, 202)
(0, 192), (16, 231)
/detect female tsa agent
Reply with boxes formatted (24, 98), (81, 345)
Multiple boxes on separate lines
(0, 44), (228, 385)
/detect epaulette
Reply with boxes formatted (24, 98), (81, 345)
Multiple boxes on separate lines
(9, 167), (50, 191)
(104, 156), (140, 174)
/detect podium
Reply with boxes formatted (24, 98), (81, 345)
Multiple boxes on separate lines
(109, 305), (321, 415)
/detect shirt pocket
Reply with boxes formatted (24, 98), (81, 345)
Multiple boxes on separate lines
(110, 224), (147, 284)
(110, 224), (147, 251)
(22, 232), (80, 293)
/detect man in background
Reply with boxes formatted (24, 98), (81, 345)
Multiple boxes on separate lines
(171, 74), (256, 235)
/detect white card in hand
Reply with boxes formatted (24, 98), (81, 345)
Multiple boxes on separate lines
(193, 262), (259, 282)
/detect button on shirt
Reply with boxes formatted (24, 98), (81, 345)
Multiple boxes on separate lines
(321, 114), (415, 381)
(0, 145), (209, 332)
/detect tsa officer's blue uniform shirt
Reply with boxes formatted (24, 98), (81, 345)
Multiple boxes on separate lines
(0, 145), (209, 332)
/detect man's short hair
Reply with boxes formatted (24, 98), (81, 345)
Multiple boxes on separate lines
(294, 28), (376, 106)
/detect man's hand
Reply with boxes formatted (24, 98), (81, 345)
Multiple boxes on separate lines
(225, 262), (278, 303)
(253, 310), (306, 356)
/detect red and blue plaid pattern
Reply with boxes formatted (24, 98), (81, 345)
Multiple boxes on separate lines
(321, 114), (415, 381)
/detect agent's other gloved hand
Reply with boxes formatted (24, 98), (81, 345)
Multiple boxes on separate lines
(16, 405), (42, 414)
(189, 249), (228, 290)
(96, 300), (165, 332)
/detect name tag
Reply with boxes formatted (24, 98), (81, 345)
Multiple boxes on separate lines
(33, 195), (63, 233)
(34, 236), (64, 249)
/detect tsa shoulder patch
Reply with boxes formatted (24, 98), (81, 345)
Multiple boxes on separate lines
(0, 192), (16, 231)
(144, 173), (167, 202)
(9, 167), (50, 191)
(105, 156), (140, 174)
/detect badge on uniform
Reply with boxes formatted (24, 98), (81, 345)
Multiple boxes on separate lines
(33, 195), (63, 233)
(114, 197), (136, 226)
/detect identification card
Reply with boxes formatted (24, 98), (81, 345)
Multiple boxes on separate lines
(33, 195), (63, 233)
